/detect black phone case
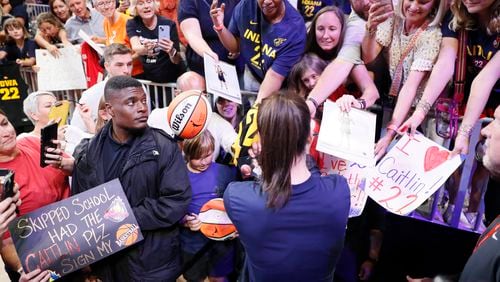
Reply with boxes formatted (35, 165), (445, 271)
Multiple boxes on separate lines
(0, 169), (15, 200)
(40, 123), (58, 167)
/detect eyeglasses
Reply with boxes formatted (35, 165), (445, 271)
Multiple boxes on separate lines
(95, 0), (114, 8)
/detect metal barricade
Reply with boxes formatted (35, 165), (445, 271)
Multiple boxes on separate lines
(138, 80), (176, 109)
(26, 4), (50, 36)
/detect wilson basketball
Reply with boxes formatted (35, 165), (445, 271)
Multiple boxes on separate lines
(198, 198), (237, 241)
(116, 223), (139, 247)
(167, 90), (211, 139)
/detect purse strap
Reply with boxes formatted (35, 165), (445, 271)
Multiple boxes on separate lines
(452, 30), (468, 104)
(388, 20), (430, 97)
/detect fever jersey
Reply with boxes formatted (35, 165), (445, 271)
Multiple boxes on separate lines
(228, 0), (306, 82)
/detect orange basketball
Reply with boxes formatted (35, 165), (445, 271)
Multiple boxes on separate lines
(167, 90), (211, 139)
(198, 198), (237, 241)
(116, 223), (139, 247)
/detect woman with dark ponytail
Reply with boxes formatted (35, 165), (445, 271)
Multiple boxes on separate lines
(223, 92), (350, 281)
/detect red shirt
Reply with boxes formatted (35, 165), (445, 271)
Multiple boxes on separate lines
(1, 137), (70, 238)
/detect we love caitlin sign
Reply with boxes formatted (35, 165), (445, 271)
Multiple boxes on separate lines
(366, 133), (463, 215)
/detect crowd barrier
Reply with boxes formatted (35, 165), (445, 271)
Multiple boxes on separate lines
(20, 64), (489, 233)
(26, 3), (50, 36)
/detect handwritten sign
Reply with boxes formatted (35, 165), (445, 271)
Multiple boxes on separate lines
(36, 47), (87, 91)
(320, 154), (369, 217)
(316, 101), (377, 167)
(365, 133), (462, 215)
(204, 53), (242, 104)
(8, 179), (143, 279)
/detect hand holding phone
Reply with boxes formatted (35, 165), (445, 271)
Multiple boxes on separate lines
(40, 123), (58, 167)
(158, 25), (170, 40)
(0, 169), (15, 201)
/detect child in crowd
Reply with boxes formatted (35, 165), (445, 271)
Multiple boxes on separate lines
(34, 12), (71, 57)
(181, 130), (237, 282)
(0, 18), (36, 66)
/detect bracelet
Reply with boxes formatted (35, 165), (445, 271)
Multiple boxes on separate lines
(169, 48), (177, 57)
(365, 23), (377, 37)
(387, 123), (399, 133)
(213, 24), (223, 32)
(357, 98), (366, 110)
(307, 97), (319, 109)
(416, 99), (432, 115)
(457, 124), (473, 137)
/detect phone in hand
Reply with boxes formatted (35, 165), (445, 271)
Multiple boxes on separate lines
(158, 25), (170, 40)
(40, 122), (58, 168)
(48, 100), (70, 127)
(377, 0), (393, 11)
(0, 169), (15, 201)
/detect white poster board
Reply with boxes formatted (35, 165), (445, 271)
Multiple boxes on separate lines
(321, 154), (369, 218)
(203, 54), (242, 104)
(316, 101), (377, 167)
(366, 133), (463, 215)
(36, 47), (87, 91)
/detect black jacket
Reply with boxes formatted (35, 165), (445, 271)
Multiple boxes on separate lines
(72, 123), (191, 281)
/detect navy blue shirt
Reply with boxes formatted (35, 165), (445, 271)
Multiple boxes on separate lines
(228, 0), (306, 82)
(1, 39), (36, 63)
(224, 173), (350, 281)
(178, 0), (241, 75)
(441, 12), (499, 115)
(102, 126), (133, 182)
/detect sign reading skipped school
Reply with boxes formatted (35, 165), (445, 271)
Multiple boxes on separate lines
(8, 179), (143, 279)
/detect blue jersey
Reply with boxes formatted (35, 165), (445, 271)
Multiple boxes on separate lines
(229, 0), (306, 82)
(178, 0), (241, 75)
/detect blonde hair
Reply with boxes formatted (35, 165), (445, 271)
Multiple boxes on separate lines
(395, 0), (447, 27)
(23, 91), (56, 124)
(128, 0), (159, 17)
(450, 0), (500, 35)
(182, 130), (215, 162)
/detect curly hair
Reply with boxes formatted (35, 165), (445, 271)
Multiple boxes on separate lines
(450, 0), (500, 35)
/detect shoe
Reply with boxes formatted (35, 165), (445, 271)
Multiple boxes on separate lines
(443, 204), (454, 223)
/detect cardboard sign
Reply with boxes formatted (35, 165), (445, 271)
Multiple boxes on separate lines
(36, 47), (87, 91)
(203, 54), (242, 104)
(320, 154), (369, 218)
(8, 179), (143, 279)
(316, 101), (377, 167)
(366, 133), (463, 215)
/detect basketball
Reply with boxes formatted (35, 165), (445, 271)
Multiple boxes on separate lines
(167, 90), (211, 139)
(198, 198), (237, 241)
(116, 223), (139, 247)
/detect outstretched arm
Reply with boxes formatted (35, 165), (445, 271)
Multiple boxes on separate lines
(210, 0), (239, 53)
(180, 18), (219, 60)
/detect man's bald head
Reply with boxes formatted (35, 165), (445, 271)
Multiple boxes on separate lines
(176, 71), (206, 92)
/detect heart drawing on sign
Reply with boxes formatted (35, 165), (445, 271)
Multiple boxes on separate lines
(424, 146), (449, 172)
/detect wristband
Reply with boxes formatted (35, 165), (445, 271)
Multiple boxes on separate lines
(386, 123), (398, 133)
(457, 124), (473, 137)
(213, 24), (223, 31)
(307, 97), (319, 109)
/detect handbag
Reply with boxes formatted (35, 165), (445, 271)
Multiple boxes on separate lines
(435, 30), (467, 139)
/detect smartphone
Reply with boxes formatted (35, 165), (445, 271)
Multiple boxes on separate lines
(0, 169), (15, 201)
(48, 100), (70, 127)
(40, 122), (58, 168)
(378, 0), (393, 11)
(158, 25), (170, 40)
